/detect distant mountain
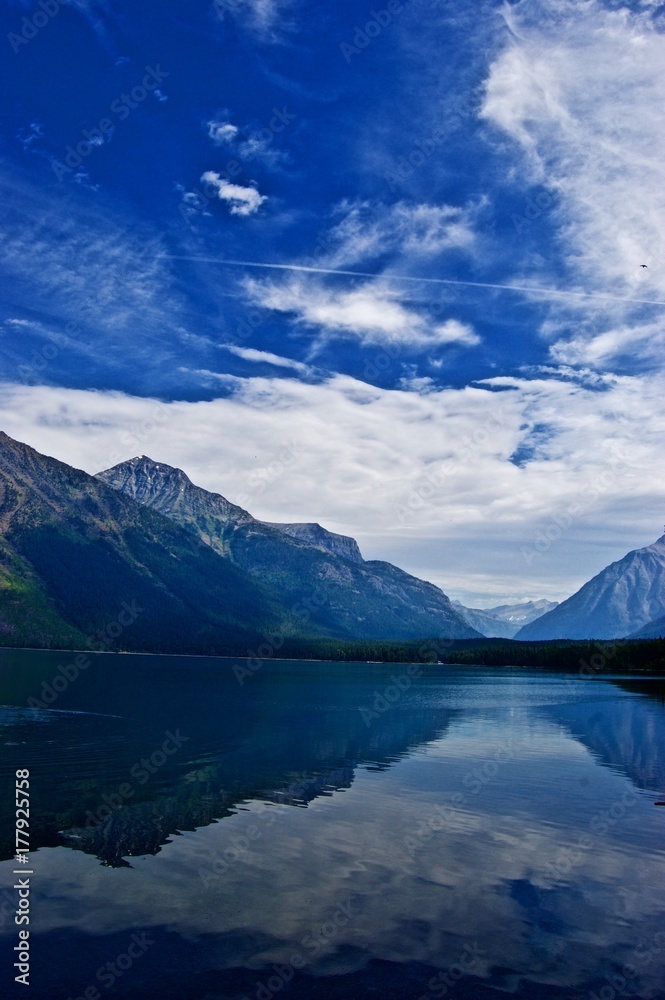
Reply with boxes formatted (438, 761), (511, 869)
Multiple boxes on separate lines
(0, 432), (302, 653)
(451, 602), (516, 638)
(516, 536), (665, 640)
(452, 599), (559, 638)
(97, 456), (479, 641)
(626, 614), (665, 640)
(489, 599), (559, 626)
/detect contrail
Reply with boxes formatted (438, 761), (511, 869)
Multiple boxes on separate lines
(161, 255), (665, 307)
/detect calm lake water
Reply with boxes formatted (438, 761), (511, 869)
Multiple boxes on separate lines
(1, 649), (664, 999)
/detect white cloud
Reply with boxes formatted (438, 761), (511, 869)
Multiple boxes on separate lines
(245, 277), (481, 350)
(184, 368), (242, 389)
(201, 171), (267, 216)
(550, 320), (665, 367)
(207, 119), (239, 145)
(433, 320), (481, 347)
(235, 197), (482, 354)
(1, 369), (663, 604)
(397, 374), (436, 394)
(205, 114), (290, 167)
(221, 344), (312, 374)
(480, 0), (665, 365)
(4, 318), (38, 331)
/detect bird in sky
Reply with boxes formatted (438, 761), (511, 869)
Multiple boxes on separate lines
(640, 264), (648, 268)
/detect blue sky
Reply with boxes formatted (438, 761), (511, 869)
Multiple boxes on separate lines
(1, 0), (664, 605)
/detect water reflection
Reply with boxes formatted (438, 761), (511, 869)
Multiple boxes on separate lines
(0, 650), (664, 999)
(0, 652), (464, 865)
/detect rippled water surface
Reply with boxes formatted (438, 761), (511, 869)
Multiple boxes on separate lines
(1, 650), (664, 999)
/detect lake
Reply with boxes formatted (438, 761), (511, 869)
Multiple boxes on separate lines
(1, 649), (664, 999)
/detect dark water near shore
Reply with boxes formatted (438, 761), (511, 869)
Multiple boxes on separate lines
(1, 649), (664, 999)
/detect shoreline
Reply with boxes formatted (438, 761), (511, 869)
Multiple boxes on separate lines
(1, 643), (663, 674)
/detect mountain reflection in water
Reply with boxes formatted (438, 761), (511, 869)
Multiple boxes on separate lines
(1, 649), (664, 1000)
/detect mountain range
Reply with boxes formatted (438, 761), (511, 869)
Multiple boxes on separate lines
(452, 599), (559, 639)
(0, 433), (479, 652)
(1, 430), (663, 650)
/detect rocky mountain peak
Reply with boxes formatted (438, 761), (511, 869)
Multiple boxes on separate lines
(96, 456), (254, 528)
(96, 456), (195, 507)
(124, 455), (192, 483)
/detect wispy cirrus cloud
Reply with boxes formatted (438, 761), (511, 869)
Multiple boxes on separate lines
(0, 167), (210, 385)
(321, 199), (483, 268)
(211, 0), (296, 41)
(16, 121), (44, 149)
(0, 191), (171, 335)
(480, 0), (665, 367)
(67, 0), (115, 49)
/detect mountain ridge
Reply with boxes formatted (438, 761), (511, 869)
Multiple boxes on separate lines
(96, 454), (480, 641)
(260, 520), (364, 563)
(8, 432), (660, 648)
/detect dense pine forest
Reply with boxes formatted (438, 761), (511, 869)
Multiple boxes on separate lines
(265, 636), (665, 673)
